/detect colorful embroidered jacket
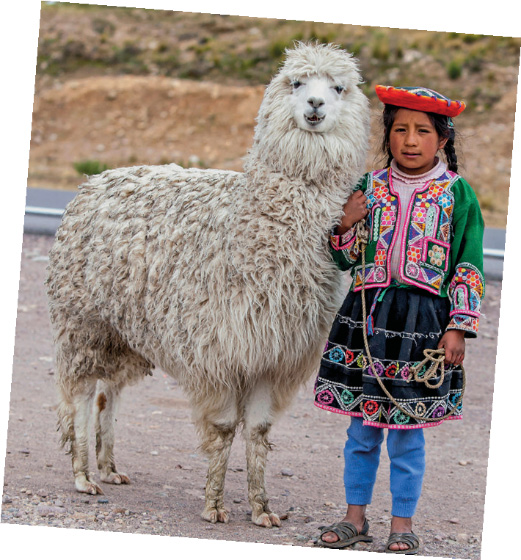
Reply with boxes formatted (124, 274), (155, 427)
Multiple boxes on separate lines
(330, 167), (485, 337)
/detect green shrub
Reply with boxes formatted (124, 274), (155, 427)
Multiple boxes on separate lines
(73, 160), (109, 176)
(447, 59), (463, 80)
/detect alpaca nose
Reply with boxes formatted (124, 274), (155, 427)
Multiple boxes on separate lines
(308, 96), (324, 108)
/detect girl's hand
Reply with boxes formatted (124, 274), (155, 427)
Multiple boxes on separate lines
(437, 330), (465, 366)
(337, 190), (369, 235)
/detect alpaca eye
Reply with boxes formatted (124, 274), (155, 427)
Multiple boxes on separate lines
(292, 80), (302, 89)
(334, 85), (345, 94)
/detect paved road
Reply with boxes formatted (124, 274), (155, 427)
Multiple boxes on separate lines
(24, 187), (505, 280)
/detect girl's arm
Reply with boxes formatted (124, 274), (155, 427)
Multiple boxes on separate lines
(437, 329), (465, 366)
(336, 190), (369, 235)
(328, 177), (370, 271)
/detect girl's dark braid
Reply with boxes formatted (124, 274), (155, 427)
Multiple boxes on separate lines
(381, 104), (459, 173)
(441, 129), (458, 173)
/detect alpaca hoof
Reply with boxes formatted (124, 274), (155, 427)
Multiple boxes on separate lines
(201, 506), (230, 524)
(253, 511), (281, 528)
(100, 471), (131, 485)
(75, 475), (104, 495)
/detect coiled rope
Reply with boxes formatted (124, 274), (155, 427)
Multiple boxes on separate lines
(356, 221), (465, 422)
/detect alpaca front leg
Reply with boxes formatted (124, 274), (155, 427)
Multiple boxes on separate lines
(94, 381), (130, 486)
(244, 381), (281, 528)
(196, 390), (239, 524)
(200, 422), (236, 523)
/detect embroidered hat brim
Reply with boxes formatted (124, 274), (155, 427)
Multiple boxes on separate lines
(375, 85), (466, 117)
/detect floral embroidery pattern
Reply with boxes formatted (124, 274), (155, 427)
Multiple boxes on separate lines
(412, 205), (427, 222)
(342, 169), (482, 337)
(381, 210), (395, 226)
(394, 411), (410, 424)
(369, 361), (384, 377)
(316, 390), (334, 405)
(328, 348), (344, 363)
(315, 346), (464, 428)
(428, 183), (445, 198)
(375, 249), (386, 266)
(428, 244), (446, 267)
(415, 402), (427, 416)
(364, 401), (379, 415)
(448, 263), (484, 331)
(407, 246), (421, 263)
(341, 389), (355, 405)
(432, 405), (446, 418)
(385, 363), (398, 378)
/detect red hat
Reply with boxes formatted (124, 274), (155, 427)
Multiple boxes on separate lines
(375, 85), (466, 117)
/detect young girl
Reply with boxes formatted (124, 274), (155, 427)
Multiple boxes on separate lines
(314, 85), (485, 554)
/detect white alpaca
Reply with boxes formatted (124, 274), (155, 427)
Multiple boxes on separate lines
(46, 42), (370, 527)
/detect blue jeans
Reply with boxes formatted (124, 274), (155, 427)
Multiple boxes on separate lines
(343, 417), (426, 518)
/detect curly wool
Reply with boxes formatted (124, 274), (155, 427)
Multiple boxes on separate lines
(46, 41), (370, 422)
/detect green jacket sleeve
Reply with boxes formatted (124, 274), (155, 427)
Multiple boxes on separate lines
(445, 178), (486, 338)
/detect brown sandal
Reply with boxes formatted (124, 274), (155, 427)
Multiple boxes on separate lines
(385, 532), (420, 555)
(317, 518), (373, 549)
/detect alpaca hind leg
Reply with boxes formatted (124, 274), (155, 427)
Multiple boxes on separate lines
(195, 390), (239, 523)
(243, 380), (281, 527)
(58, 382), (103, 495)
(94, 381), (130, 485)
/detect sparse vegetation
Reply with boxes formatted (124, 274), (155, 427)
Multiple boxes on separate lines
(73, 160), (109, 176)
(32, 3), (519, 228)
(38, 1), (521, 103)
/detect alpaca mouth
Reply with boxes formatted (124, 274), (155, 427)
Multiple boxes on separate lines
(305, 113), (325, 126)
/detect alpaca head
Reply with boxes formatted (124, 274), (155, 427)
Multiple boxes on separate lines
(245, 42), (370, 185)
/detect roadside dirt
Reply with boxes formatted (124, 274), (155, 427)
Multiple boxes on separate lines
(2, 233), (501, 559)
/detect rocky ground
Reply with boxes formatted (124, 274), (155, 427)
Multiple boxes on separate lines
(2, 233), (502, 559)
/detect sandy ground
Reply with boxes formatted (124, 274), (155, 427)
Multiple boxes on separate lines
(1, 232), (502, 559)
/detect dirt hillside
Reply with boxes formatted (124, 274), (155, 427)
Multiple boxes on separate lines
(27, 4), (521, 228)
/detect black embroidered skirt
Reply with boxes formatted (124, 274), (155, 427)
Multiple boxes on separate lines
(314, 286), (464, 429)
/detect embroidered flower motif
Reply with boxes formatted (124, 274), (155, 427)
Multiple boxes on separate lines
(381, 210), (394, 226)
(316, 390), (334, 405)
(375, 249), (386, 266)
(439, 193), (452, 209)
(406, 262), (419, 278)
(328, 347), (345, 363)
(341, 389), (355, 405)
(356, 354), (367, 368)
(415, 402), (427, 416)
(369, 361), (384, 377)
(374, 184), (388, 198)
(374, 266), (386, 282)
(412, 206), (427, 223)
(428, 244), (446, 267)
(345, 350), (355, 364)
(385, 363), (398, 378)
(466, 270), (482, 289)
(428, 184), (444, 198)
(432, 405), (446, 418)
(364, 400), (379, 415)
(451, 392), (463, 411)
(394, 411), (410, 424)
(407, 246), (421, 263)
(401, 365), (410, 381)
(413, 362), (427, 378)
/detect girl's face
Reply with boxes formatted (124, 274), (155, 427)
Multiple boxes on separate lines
(389, 108), (448, 175)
